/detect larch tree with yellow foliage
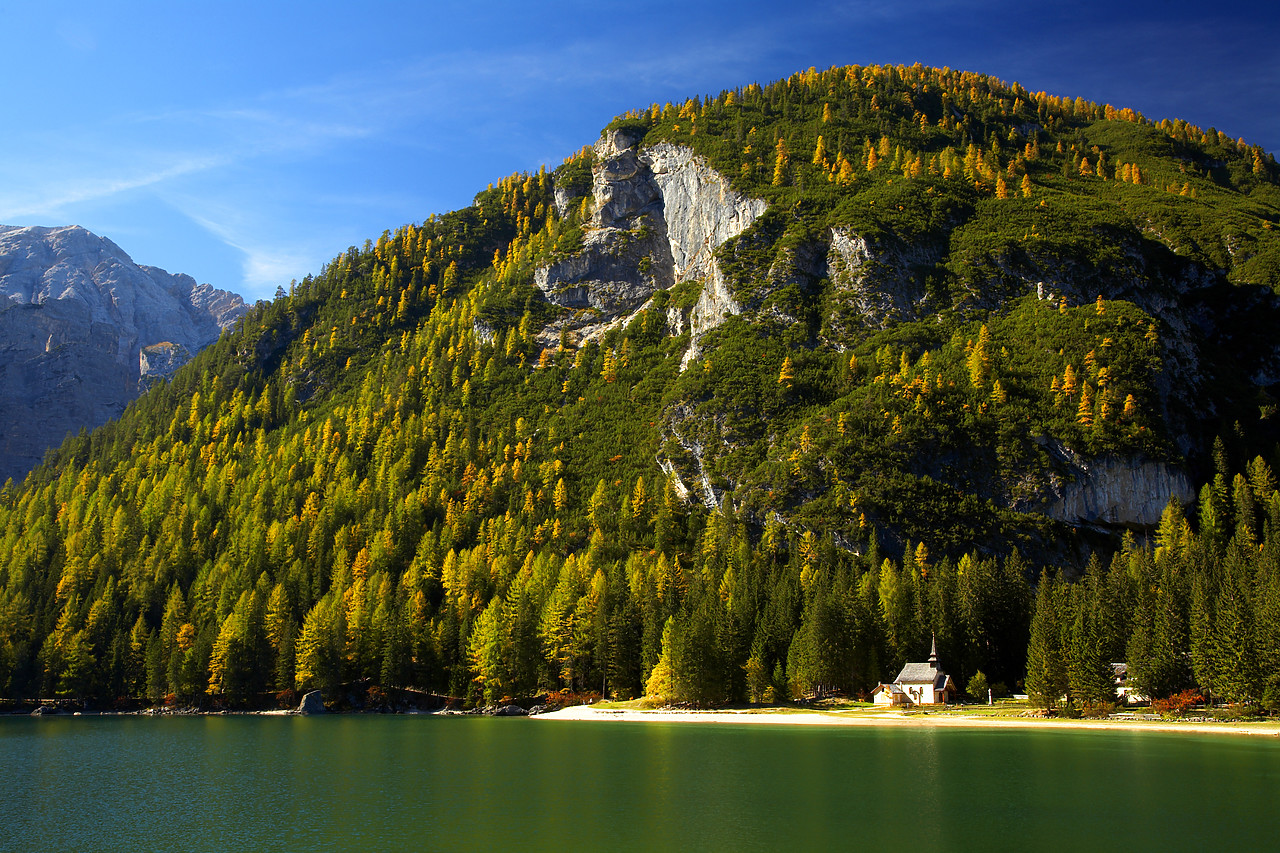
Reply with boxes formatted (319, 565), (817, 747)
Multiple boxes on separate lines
(1077, 384), (1094, 425)
(812, 135), (827, 166)
(967, 325), (992, 388)
(778, 355), (795, 388)
(772, 139), (790, 186)
(1062, 364), (1078, 398)
(837, 156), (857, 186)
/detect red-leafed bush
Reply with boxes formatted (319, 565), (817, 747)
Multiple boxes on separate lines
(1152, 689), (1202, 716)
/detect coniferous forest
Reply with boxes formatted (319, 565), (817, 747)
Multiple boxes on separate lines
(3, 64), (1280, 711)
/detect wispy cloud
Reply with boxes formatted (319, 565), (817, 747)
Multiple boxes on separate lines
(4, 24), (780, 226)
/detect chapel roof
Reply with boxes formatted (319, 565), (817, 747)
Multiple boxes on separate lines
(894, 662), (941, 684)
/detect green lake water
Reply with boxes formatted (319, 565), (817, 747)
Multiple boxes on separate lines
(2, 715), (1278, 851)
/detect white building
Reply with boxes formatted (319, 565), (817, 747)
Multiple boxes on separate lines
(872, 636), (957, 706)
(1111, 663), (1147, 705)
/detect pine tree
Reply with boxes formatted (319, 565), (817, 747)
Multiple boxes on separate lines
(1189, 565), (1218, 697)
(630, 476), (648, 521)
(1026, 573), (1067, 709)
(1066, 582), (1115, 705)
(1247, 456), (1276, 505)
(837, 156), (857, 186)
(1213, 535), (1259, 703)
(644, 618), (676, 700)
(1253, 554), (1280, 711)
(1154, 499), (1187, 564)
(1126, 553), (1191, 700)
(1061, 364), (1077, 397)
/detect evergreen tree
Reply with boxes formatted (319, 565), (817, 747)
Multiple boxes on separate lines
(1065, 580), (1114, 705)
(1212, 535), (1259, 703)
(1126, 552), (1191, 700)
(1025, 572), (1067, 709)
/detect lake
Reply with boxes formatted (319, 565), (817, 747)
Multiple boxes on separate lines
(2, 715), (1278, 850)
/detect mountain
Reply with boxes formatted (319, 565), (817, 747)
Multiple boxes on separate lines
(2, 64), (1279, 709)
(0, 225), (247, 482)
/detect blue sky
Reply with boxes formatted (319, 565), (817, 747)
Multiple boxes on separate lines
(2, 0), (1278, 302)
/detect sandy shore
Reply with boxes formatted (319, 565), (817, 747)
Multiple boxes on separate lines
(532, 704), (1280, 737)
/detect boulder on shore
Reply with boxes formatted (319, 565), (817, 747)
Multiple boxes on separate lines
(297, 690), (326, 715)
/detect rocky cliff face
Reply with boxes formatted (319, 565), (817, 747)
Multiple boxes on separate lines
(827, 227), (936, 332)
(645, 143), (769, 282)
(139, 342), (194, 382)
(1042, 454), (1195, 528)
(535, 130), (673, 322)
(537, 131), (766, 347)
(0, 225), (247, 482)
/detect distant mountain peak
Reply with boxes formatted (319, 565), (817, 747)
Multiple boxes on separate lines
(0, 223), (248, 482)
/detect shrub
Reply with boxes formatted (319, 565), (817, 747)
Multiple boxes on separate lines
(967, 671), (990, 702)
(1152, 689), (1203, 717)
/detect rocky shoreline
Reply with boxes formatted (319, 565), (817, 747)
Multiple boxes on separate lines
(4, 687), (587, 718)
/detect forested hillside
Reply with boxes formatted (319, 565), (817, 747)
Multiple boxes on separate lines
(2, 64), (1280, 709)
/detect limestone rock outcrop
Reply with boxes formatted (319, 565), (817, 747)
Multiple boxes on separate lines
(139, 342), (194, 380)
(0, 225), (247, 482)
(538, 132), (766, 347)
(1043, 455), (1195, 528)
(679, 264), (741, 368)
(644, 142), (768, 282)
(535, 128), (673, 321)
(827, 226), (937, 332)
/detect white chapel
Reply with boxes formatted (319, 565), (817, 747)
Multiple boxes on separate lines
(871, 636), (958, 707)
